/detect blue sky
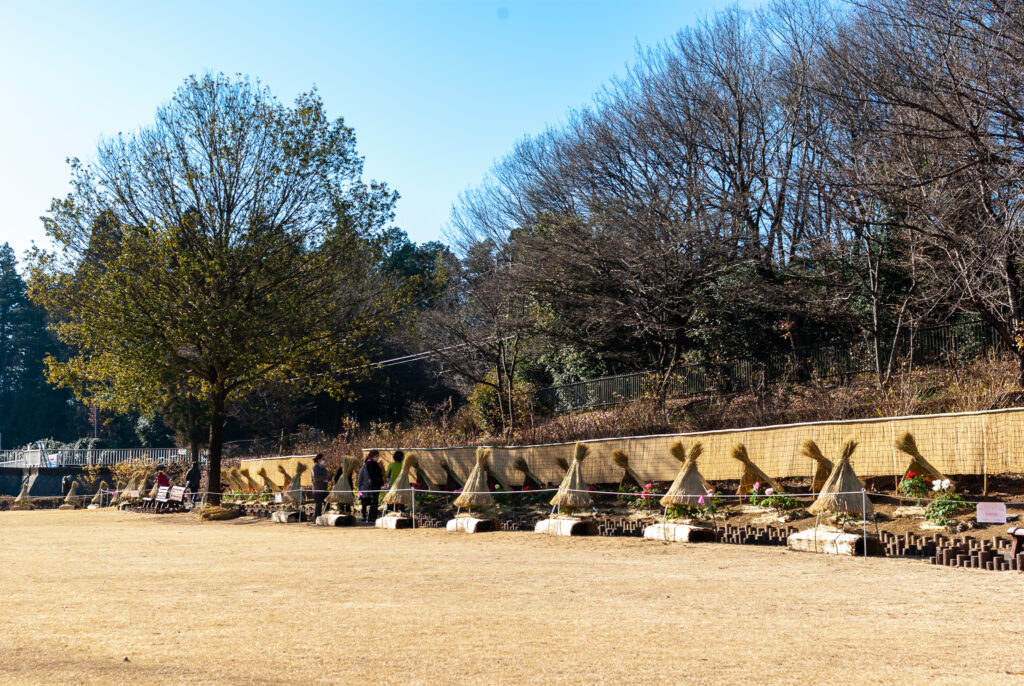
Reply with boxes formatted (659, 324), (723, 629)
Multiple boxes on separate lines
(0, 0), (757, 260)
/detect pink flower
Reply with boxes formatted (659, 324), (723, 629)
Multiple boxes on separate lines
(356, 491), (363, 498)
(706, 488), (714, 496)
(524, 485), (530, 491)
(644, 483), (653, 490)
(765, 488), (774, 496)
(641, 492), (649, 499)
(753, 482), (761, 492)
(587, 486), (596, 491)
(698, 495), (705, 505)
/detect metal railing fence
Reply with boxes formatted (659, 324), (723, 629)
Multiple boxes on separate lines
(0, 448), (205, 468)
(537, 319), (1002, 413)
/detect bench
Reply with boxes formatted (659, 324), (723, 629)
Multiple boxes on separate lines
(1008, 527), (1024, 557)
(139, 487), (163, 512)
(162, 486), (186, 513)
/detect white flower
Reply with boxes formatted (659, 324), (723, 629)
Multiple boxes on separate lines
(932, 480), (942, 491)
(765, 488), (774, 496)
(941, 479), (951, 490)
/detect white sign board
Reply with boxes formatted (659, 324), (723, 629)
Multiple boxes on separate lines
(976, 502), (1007, 524)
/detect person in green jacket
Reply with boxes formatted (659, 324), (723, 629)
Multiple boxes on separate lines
(385, 451), (405, 513)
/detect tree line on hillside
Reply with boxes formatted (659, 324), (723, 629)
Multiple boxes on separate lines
(422, 0), (1024, 433)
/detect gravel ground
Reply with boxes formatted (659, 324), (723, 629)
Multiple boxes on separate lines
(0, 509), (1022, 685)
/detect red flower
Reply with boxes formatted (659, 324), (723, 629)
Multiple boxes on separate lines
(906, 472), (916, 479)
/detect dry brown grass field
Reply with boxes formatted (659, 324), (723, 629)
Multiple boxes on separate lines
(1, 509), (1022, 685)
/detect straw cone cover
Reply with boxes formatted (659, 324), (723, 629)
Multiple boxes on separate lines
(14, 483), (30, 503)
(382, 455), (419, 506)
(64, 481), (81, 506)
(513, 456), (543, 488)
(799, 440), (833, 493)
(454, 447), (494, 509)
(550, 443), (593, 509)
(282, 463), (308, 505)
(731, 443), (782, 494)
(808, 440), (873, 517)
(895, 432), (948, 482)
(91, 480), (109, 507)
(239, 468), (261, 494)
(661, 441), (709, 508)
(326, 457), (360, 505)
(256, 467), (278, 492)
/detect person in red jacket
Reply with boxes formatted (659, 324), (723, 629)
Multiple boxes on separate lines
(155, 466), (170, 488)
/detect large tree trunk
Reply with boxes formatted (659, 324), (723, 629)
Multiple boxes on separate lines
(206, 386), (226, 505)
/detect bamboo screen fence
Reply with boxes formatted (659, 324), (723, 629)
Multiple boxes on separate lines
(365, 407), (1024, 487)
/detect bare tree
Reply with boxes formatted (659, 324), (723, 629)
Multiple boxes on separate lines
(417, 241), (533, 434)
(821, 0), (1024, 383)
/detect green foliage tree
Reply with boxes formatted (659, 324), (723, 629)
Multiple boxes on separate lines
(0, 243), (78, 447)
(28, 74), (407, 501)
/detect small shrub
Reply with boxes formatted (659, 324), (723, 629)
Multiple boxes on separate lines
(749, 484), (800, 511)
(898, 471), (929, 505)
(620, 482), (658, 510)
(925, 480), (968, 525)
(667, 489), (727, 520)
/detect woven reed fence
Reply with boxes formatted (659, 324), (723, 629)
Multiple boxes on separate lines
(366, 407), (1024, 487)
(239, 455), (317, 489)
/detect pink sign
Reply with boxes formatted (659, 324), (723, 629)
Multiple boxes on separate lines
(976, 502), (1006, 524)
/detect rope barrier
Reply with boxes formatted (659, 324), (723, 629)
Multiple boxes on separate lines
(8, 486), (945, 502)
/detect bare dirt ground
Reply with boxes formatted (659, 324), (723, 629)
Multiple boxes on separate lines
(1, 510), (1022, 685)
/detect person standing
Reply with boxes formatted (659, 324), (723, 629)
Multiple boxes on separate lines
(184, 460), (201, 506)
(357, 451), (384, 524)
(385, 451), (406, 513)
(311, 453), (330, 519)
(61, 474), (73, 497)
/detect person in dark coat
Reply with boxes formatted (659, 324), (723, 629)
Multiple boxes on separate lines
(311, 453), (330, 519)
(184, 460), (202, 505)
(357, 451), (384, 524)
(61, 474), (73, 497)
